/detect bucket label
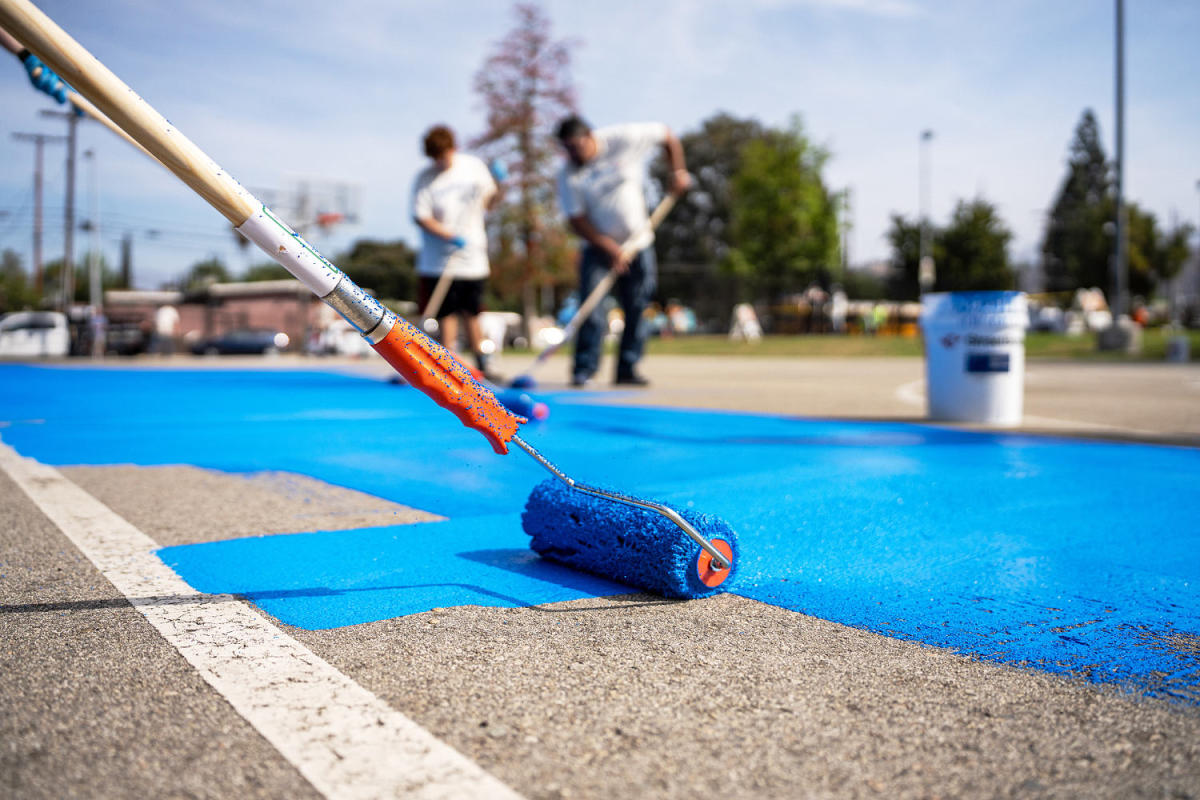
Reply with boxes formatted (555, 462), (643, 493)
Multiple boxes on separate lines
(965, 352), (1010, 373)
(967, 334), (1020, 346)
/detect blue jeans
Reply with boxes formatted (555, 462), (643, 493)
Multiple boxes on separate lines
(573, 244), (657, 380)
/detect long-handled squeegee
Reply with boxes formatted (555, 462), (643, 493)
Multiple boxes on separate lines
(0, 0), (736, 598)
(509, 194), (675, 390)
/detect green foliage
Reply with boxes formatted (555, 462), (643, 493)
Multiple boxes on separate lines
(886, 214), (936, 301)
(40, 254), (123, 304)
(335, 239), (418, 302)
(1125, 205), (1194, 300)
(723, 117), (840, 302)
(1042, 109), (1113, 292)
(937, 199), (1015, 291)
(1155, 222), (1194, 286)
(1040, 109), (1196, 301)
(839, 266), (886, 300)
(0, 249), (37, 312)
(183, 257), (231, 290)
(652, 112), (770, 270)
(241, 262), (293, 282)
(887, 198), (1014, 298)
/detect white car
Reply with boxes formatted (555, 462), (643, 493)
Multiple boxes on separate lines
(0, 311), (70, 358)
(315, 319), (372, 358)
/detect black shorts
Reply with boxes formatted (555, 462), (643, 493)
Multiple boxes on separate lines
(418, 276), (485, 318)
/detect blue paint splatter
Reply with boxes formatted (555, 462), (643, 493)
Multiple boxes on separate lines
(1, 364), (1197, 702)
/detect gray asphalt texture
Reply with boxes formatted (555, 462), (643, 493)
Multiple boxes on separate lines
(3, 356), (1200, 798)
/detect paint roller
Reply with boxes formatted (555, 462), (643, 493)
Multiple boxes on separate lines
(0, 0), (736, 598)
(509, 193), (676, 391)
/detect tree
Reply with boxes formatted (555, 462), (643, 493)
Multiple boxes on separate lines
(0, 249), (36, 312)
(335, 239), (417, 302)
(723, 117), (840, 302)
(937, 198), (1014, 291)
(41, 254), (123, 303)
(652, 112), (771, 269)
(1154, 221), (1194, 289)
(1042, 110), (1112, 292)
(471, 3), (578, 326)
(183, 257), (231, 291)
(887, 198), (1014, 298)
(886, 214), (926, 301)
(1123, 205), (1194, 300)
(242, 262), (293, 282)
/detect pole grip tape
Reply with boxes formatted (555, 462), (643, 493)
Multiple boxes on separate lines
(371, 318), (524, 454)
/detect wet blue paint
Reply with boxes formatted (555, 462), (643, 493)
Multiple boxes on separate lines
(1, 364), (1197, 703)
(160, 515), (628, 628)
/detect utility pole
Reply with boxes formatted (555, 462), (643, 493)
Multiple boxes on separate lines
(1112, 0), (1128, 319)
(120, 231), (133, 288)
(840, 188), (852, 281)
(41, 109), (79, 311)
(918, 130), (935, 295)
(84, 149), (101, 310)
(12, 131), (66, 298)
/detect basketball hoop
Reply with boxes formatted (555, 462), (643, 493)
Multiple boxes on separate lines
(316, 211), (345, 231)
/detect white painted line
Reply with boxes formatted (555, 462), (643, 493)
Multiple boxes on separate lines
(895, 378), (925, 407)
(1020, 413), (1154, 435)
(0, 440), (523, 800)
(895, 380), (1153, 434)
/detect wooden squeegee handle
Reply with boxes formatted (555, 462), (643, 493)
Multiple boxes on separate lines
(0, 0), (525, 455)
(530, 193), (677, 369)
(0, 0), (254, 226)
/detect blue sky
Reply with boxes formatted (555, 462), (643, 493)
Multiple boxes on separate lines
(1, 0), (1197, 290)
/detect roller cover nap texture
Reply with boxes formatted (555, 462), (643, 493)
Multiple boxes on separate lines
(522, 478), (739, 599)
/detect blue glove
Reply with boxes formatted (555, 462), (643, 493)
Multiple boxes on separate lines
(21, 53), (68, 104)
(488, 158), (508, 182)
(449, 235), (467, 249)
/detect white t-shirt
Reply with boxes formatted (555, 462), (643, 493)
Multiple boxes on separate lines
(411, 153), (496, 279)
(557, 122), (668, 252)
(154, 305), (179, 336)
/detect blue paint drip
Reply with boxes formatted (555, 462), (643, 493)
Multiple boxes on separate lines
(1, 364), (1197, 702)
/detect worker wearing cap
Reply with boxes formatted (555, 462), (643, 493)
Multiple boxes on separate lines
(555, 115), (690, 387)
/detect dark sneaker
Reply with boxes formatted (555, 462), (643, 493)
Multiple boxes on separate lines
(614, 372), (650, 387)
(571, 374), (593, 388)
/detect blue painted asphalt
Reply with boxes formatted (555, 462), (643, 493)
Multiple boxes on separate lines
(1, 364), (1197, 702)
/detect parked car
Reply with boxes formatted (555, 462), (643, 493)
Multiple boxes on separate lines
(0, 311), (70, 358)
(190, 329), (290, 356)
(309, 319), (371, 357)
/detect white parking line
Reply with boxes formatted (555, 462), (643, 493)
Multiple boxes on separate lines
(894, 379), (1153, 435)
(0, 440), (523, 800)
(895, 378), (925, 407)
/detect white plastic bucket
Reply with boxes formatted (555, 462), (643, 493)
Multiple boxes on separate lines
(920, 291), (1027, 425)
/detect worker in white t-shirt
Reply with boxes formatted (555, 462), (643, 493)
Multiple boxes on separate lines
(411, 125), (503, 379)
(555, 115), (690, 387)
